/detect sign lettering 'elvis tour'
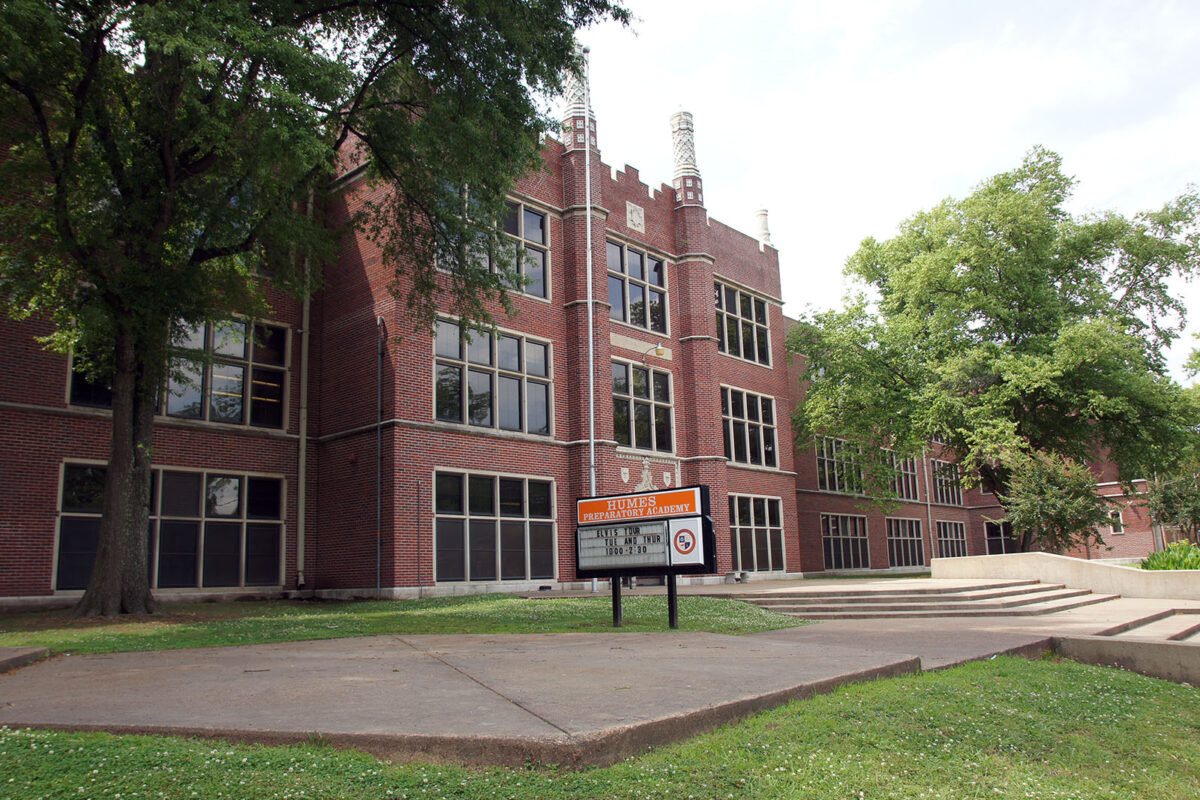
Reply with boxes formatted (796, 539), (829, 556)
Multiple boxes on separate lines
(575, 486), (715, 579)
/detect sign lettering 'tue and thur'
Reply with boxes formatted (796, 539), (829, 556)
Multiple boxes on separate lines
(575, 486), (712, 577)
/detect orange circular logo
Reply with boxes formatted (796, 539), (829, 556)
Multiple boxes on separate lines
(674, 529), (696, 554)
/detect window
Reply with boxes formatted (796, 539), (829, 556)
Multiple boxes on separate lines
(821, 513), (869, 570)
(1108, 510), (1124, 535)
(729, 495), (784, 572)
(886, 518), (924, 567)
(715, 281), (770, 365)
(608, 241), (667, 333)
(986, 521), (1019, 554)
(931, 460), (963, 505)
(889, 452), (919, 500)
(817, 437), (862, 494)
(56, 463), (283, 591)
(166, 321), (287, 428)
(935, 520), (968, 558)
(499, 201), (549, 298)
(434, 472), (555, 582)
(612, 361), (672, 452)
(721, 387), (777, 467)
(68, 359), (113, 408)
(434, 319), (551, 436)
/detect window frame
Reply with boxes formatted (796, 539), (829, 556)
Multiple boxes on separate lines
(820, 513), (870, 570)
(611, 359), (674, 453)
(885, 517), (925, 567)
(935, 520), (968, 558)
(433, 318), (553, 437)
(720, 386), (778, 468)
(729, 494), (785, 572)
(931, 459), (964, 505)
(498, 200), (551, 300)
(816, 437), (864, 494)
(887, 451), (920, 500)
(607, 239), (668, 334)
(715, 279), (771, 366)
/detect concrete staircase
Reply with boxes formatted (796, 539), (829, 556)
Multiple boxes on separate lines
(1096, 609), (1200, 642)
(730, 579), (1120, 619)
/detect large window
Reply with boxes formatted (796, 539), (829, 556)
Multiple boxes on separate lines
(886, 518), (924, 567)
(729, 495), (784, 572)
(816, 437), (863, 494)
(56, 463), (283, 591)
(821, 513), (869, 570)
(986, 521), (1020, 554)
(932, 460), (963, 505)
(500, 202), (549, 298)
(608, 241), (667, 333)
(721, 387), (777, 467)
(889, 452), (919, 500)
(612, 361), (672, 452)
(715, 281), (770, 365)
(434, 319), (551, 436)
(166, 321), (287, 428)
(935, 520), (968, 558)
(434, 472), (555, 582)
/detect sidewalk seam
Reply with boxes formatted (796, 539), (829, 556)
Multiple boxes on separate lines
(392, 636), (572, 738)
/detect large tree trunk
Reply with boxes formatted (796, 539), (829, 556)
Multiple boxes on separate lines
(73, 324), (157, 617)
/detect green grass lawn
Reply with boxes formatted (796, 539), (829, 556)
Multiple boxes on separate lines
(3, 656), (1197, 799)
(0, 594), (802, 654)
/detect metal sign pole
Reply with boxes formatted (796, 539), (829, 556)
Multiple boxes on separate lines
(611, 577), (623, 627)
(667, 573), (678, 629)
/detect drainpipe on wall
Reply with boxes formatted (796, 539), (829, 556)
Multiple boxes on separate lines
(377, 316), (385, 600)
(296, 195), (313, 589)
(921, 447), (935, 563)
(582, 46), (598, 594)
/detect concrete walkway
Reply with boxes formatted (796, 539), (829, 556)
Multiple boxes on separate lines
(2, 579), (1198, 767)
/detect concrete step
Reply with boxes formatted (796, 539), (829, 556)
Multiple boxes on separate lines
(745, 583), (1068, 607)
(757, 588), (1093, 615)
(773, 592), (1120, 620)
(1109, 610), (1200, 642)
(724, 579), (1038, 602)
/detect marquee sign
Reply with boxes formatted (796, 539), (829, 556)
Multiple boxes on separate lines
(575, 486), (715, 578)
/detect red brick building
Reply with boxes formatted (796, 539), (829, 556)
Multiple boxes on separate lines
(0, 63), (1156, 606)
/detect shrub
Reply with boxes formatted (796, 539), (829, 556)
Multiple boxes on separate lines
(1140, 540), (1200, 570)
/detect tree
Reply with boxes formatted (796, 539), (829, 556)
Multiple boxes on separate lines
(788, 147), (1200, 552)
(0, 0), (627, 616)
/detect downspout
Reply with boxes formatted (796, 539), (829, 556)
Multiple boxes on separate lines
(582, 47), (598, 593)
(377, 316), (385, 599)
(921, 447), (935, 563)
(296, 195), (313, 589)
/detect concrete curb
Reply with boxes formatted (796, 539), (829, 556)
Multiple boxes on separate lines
(1052, 636), (1200, 686)
(0, 657), (920, 767)
(0, 647), (49, 673)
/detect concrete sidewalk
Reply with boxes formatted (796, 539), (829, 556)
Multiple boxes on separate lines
(1, 584), (1196, 767)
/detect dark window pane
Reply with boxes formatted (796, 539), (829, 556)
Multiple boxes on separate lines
(497, 375), (521, 431)
(715, 283), (723, 309)
(741, 320), (755, 359)
(720, 387), (729, 415)
(499, 479), (524, 517)
(70, 369), (113, 408)
(523, 208), (545, 245)
(608, 276), (626, 321)
(756, 326), (770, 364)
(466, 333), (491, 366)
(436, 519), (465, 581)
(161, 471), (201, 517)
(528, 482), (552, 518)
(157, 520), (199, 588)
(527, 381), (549, 435)
(62, 465), (106, 513)
(769, 529), (783, 570)
(737, 497), (752, 522)
(436, 473), (463, 514)
(435, 320), (461, 359)
(764, 429), (777, 467)
(627, 250), (644, 281)
(634, 402), (652, 450)
(755, 529), (770, 572)
(166, 359), (204, 419)
(723, 420), (732, 460)
(607, 241), (623, 273)
(730, 530), (741, 571)
(655, 406), (672, 452)
(206, 475), (241, 517)
(769, 499), (781, 527)
(529, 522), (554, 579)
(612, 362), (629, 394)
(739, 293), (752, 318)
(613, 398), (631, 446)
(213, 321), (247, 358)
(202, 522), (241, 587)
(469, 520), (497, 581)
(746, 397), (760, 422)
(649, 258), (664, 287)
(253, 325), (287, 366)
(248, 368), (284, 428)
(501, 521), (526, 580)
(498, 336), (521, 372)
(245, 523), (280, 585)
(209, 363), (245, 424)
(629, 283), (646, 327)
(733, 421), (748, 462)
(468, 370), (492, 426)
(754, 299), (767, 325)
(725, 316), (741, 357)
(652, 371), (669, 402)
(724, 287), (738, 311)
(752, 498), (766, 524)
(526, 341), (548, 377)
(739, 529), (755, 572)
(649, 290), (666, 333)
(55, 517), (99, 590)
(632, 367), (649, 398)
(503, 203), (520, 236)
(469, 475), (495, 515)
(731, 390), (745, 419)
(246, 478), (281, 519)
(748, 426), (762, 464)
(435, 364), (463, 422)
(716, 313), (726, 352)
(524, 247), (546, 297)
(761, 398), (774, 425)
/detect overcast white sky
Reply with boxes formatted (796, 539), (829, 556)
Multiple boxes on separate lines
(575, 0), (1200, 382)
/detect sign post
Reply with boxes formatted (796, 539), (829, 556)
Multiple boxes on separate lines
(576, 486), (715, 629)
